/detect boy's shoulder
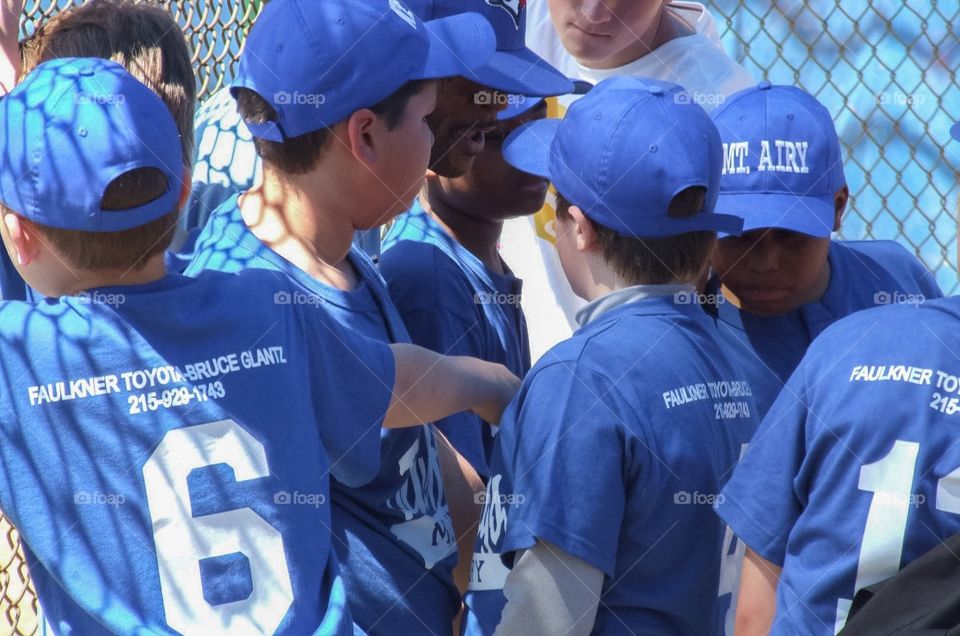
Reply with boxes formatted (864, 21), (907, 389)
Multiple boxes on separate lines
(830, 239), (942, 298)
(809, 295), (960, 363)
(834, 238), (919, 264)
(381, 239), (480, 315)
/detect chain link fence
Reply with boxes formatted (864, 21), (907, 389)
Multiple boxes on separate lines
(3, 1), (959, 634)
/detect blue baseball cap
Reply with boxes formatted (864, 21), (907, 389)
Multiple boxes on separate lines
(711, 81), (847, 238)
(502, 76), (741, 238)
(0, 57), (183, 232)
(233, 0), (498, 142)
(409, 0), (573, 96)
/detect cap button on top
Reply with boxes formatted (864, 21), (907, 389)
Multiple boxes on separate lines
(647, 85), (664, 96)
(757, 80), (772, 90)
(78, 68), (96, 77)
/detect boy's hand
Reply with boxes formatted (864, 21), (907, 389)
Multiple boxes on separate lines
(470, 360), (520, 425)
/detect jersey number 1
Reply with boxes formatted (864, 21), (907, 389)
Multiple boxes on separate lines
(835, 439), (960, 632)
(143, 420), (294, 634)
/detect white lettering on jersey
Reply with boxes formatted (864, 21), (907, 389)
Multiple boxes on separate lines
(468, 474), (513, 591)
(387, 431), (456, 568)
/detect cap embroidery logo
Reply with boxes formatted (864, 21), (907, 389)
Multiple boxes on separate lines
(722, 140), (810, 175)
(485, 0), (525, 29)
(389, 0), (417, 29)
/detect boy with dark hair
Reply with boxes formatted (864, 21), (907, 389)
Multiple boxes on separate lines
(465, 76), (758, 636)
(185, 0), (506, 632)
(708, 82), (942, 418)
(0, 56), (518, 636)
(381, 99), (547, 479)
(1, 0), (197, 300)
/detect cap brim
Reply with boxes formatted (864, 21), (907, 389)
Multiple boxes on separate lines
(497, 96), (545, 121)
(715, 191), (836, 238)
(502, 118), (560, 178)
(420, 14), (497, 80)
(952, 121), (960, 141)
(470, 48), (575, 96)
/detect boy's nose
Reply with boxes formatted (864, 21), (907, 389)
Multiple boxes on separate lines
(578, 0), (612, 25)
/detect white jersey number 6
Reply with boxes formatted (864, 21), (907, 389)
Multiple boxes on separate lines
(143, 420), (293, 635)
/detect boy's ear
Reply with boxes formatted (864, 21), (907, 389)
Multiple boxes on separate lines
(177, 167), (192, 211)
(833, 185), (849, 232)
(344, 109), (379, 167)
(2, 213), (41, 267)
(567, 205), (599, 252)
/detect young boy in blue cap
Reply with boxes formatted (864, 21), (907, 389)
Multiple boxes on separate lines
(0, 56), (518, 636)
(185, 0), (504, 632)
(465, 75), (759, 636)
(715, 111), (960, 636)
(708, 82), (942, 418)
(381, 98), (546, 481)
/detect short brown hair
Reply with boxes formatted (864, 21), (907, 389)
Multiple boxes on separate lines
(555, 187), (715, 285)
(23, 168), (179, 271)
(236, 79), (431, 174)
(22, 0), (196, 167)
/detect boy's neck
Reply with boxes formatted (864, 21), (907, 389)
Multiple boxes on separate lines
(422, 181), (505, 275)
(67, 253), (167, 295)
(241, 168), (358, 290)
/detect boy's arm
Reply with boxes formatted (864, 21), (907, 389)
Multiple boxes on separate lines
(0, 0), (21, 94)
(433, 427), (484, 630)
(494, 540), (603, 636)
(384, 343), (519, 429)
(734, 548), (781, 636)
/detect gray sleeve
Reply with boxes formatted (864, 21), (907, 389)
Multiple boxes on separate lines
(493, 540), (604, 636)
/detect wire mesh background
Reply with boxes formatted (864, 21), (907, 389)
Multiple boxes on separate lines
(4, 0), (960, 634)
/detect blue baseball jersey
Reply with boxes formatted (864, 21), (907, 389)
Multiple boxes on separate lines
(711, 240), (942, 418)
(717, 297), (960, 635)
(186, 195), (460, 634)
(0, 270), (395, 635)
(381, 201), (530, 477)
(464, 296), (759, 635)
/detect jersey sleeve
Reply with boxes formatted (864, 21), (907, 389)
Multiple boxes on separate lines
(715, 358), (811, 565)
(297, 302), (395, 488)
(499, 363), (632, 577)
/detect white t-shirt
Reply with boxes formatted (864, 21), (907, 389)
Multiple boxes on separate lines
(500, 1), (755, 361)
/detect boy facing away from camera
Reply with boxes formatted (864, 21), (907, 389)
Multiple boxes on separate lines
(0, 56), (517, 636)
(184, 0), (509, 631)
(464, 76), (759, 636)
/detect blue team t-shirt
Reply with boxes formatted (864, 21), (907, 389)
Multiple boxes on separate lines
(0, 270), (395, 635)
(464, 295), (759, 635)
(381, 201), (530, 477)
(186, 195), (460, 634)
(711, 240), (942, 418)
(717, 297), (960, 635)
